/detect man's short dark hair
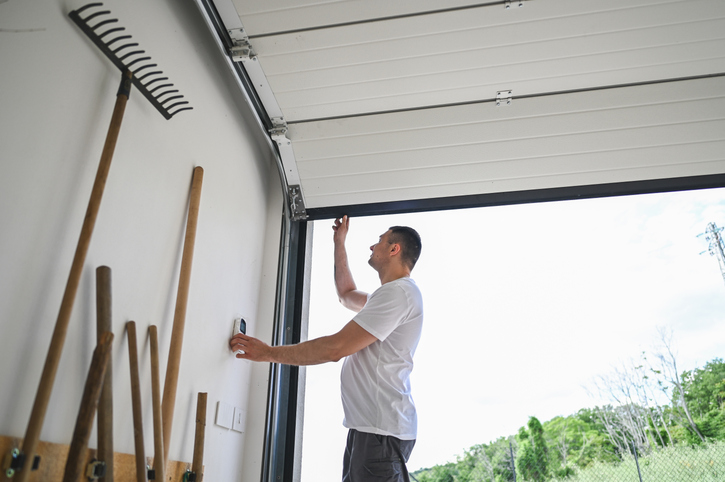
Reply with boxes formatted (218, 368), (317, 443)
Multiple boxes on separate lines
(388, 226), (422, 269)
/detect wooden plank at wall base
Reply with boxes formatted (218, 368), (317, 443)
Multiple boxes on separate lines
(0, 436), (197, 482)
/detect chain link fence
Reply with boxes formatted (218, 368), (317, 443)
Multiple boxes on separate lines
(549, 441), (725, 482)
(412, 441), (725, 482)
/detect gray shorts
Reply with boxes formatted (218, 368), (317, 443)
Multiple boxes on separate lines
(342, 429), (416, 482)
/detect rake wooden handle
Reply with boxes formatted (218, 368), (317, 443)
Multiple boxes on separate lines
(96, 266), (114, 482)
(62, 332), (114, 482)
(17, 72), (131, 482)
(126, 322), (147, 482)
(161, 166), (204, 465)
(149, 326), (165, 482)
(191, 392), (207, 481)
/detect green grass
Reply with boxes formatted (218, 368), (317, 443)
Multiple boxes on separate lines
(552, 441), (725, 482)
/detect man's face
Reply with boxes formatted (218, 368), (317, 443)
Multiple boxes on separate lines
(368, 230), (392, 270)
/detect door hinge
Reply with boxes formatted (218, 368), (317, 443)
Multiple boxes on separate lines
(496, 90), (513, 106)
(269, 117), (289, 142)
(505, 0), (526, 8)
(228, 28), (256, 62)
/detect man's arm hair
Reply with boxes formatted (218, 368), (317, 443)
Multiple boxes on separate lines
(231, 321), (377, 366)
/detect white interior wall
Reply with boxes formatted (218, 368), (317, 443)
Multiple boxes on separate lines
(0, 1), (281, 481)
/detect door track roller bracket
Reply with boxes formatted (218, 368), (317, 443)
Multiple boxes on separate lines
(288, 186), (307, 221)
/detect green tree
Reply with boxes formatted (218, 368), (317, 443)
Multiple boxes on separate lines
(517, 417), (550, 481)
(456, 437), (517, 482)
(681, 358), (725, 416)
(676, 358), (725, 441)
(456, 443), (488, 482)
(572, 408), (620, 464)
(415, 462), (457, 482)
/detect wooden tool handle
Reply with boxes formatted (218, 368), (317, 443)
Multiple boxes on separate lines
(62, 332), (115, 482)
(161, 166), (204, 464)
(191, 392), (207, 481)
(149, 326), (165, 482)
(19, 72), (132, 482)
(126, 322), (147, 482)
(96, 266), (114, 482)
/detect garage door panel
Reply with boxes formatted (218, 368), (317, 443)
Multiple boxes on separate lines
(302, 143), (725, 208)
(303, 158), (725, 208)
(248, 0), (725, 121)
(306, 142), (725, 193)
(269, 41), (724, 97)
(296, 120), (725, 179)
(274, 56), (725, 122)
(289, 82), (725, 160)
(232, 0), (490, 37)
(263, 20), (725, 92)
(256, 5), (723, 74)
(252, 0), (706, 58)
(294, 114), (725, 169)
(288, 83), (725, 142)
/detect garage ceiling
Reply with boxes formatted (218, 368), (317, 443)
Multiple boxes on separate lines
(197, 0), (725, 218)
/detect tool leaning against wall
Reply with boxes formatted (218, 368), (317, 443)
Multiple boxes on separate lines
(6, 3), (193, 481)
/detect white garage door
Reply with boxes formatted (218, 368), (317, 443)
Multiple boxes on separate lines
(202, 0), (725, 217)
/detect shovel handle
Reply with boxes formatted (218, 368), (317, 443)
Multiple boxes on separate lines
(126, 322), (147, 482)
(62, 332), (114, 482)
(161, 166), (204, 464)
(149, 326), (165, 482)
(96, 266), (114, 481)
(191, 392), (207, 481)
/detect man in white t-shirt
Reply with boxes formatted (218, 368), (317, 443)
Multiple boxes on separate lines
(230, 215), (423, 481)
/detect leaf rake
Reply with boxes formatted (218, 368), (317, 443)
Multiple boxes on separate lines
(69, 2), (192, 119)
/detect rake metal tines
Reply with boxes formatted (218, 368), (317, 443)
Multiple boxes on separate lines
(69, 3), (192, 120)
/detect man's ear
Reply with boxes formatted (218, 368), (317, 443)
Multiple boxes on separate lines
(389, 243), (401, 256)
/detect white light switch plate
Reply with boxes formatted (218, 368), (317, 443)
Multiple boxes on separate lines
(216, 401), (234, 429)
(232, 406), (246, 433)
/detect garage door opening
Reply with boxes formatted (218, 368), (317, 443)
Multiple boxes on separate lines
(299, 187), (725, 480)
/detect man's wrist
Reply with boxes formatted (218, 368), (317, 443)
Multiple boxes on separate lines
(265, 345), (278, 363)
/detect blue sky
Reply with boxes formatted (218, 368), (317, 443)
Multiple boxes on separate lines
(300, 187), (725, 478)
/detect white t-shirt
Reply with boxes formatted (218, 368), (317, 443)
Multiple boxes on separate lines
(340, 277), (424, 440)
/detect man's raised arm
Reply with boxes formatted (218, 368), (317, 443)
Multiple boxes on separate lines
(333, 216), (368, 312)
